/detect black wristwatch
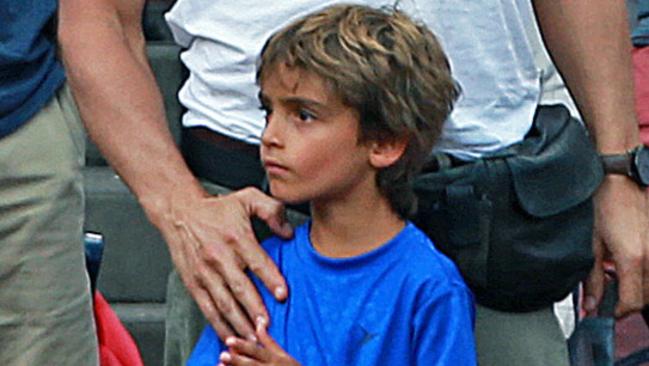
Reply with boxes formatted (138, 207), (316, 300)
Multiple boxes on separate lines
(600, 145), (649, 187)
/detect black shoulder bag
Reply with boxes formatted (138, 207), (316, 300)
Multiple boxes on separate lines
(413, 104), (604, 312)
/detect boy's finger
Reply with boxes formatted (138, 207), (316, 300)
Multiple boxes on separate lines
(256, 320), (282, 353)
(221, 350), (260, 366)
(226, 337), (271, 362)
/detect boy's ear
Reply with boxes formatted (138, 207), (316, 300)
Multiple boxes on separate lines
(368, 136), (408, 169)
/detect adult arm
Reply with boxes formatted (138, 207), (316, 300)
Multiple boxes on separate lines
(57, 0), (291, 339)
(534, 0), (649, 316)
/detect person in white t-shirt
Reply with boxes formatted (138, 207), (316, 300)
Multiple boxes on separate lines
(59, 1), (648, 365)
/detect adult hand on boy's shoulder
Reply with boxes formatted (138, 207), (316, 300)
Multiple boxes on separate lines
(155, 186), (293, 341)
(218, 320), (301, 366)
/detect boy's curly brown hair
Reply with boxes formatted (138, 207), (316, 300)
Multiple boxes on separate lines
(257, 4), (459, 218)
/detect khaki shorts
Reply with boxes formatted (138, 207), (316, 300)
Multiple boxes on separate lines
(0, 84), (98, 365)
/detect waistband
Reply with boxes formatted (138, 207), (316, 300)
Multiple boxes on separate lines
(182, 127), (265, 190)
(186, 127), (259, 157)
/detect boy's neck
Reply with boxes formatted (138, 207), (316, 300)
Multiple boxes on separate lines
(309, 190), (405, 258)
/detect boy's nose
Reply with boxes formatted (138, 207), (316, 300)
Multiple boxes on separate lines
(261, 115), (283, 148)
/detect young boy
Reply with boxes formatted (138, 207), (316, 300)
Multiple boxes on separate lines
(188, 4), (475, 365)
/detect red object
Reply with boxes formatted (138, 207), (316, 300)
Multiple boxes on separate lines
(94, 291), (144, 366)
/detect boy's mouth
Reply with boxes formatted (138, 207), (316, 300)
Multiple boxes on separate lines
(263, 159), (290, 175)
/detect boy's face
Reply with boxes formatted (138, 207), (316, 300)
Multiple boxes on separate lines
(259, 63), (376, 205)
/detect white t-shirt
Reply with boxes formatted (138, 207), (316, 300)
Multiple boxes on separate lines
(165, 1), (544, 159)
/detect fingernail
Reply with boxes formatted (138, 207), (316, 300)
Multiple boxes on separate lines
(256, 315), (268, 328)
(247, 333), (258, 342)
(274, 286), (286, 299)
(220, 352), (232, 362)
(584, 296), (597, 311)
(225, 337), (236, 346)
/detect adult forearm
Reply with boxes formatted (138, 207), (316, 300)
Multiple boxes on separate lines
(535, 1), (649, 316)
(58, 1), (292, 336)
(533, 0), (639, 153)
(58, 0), (204, 221)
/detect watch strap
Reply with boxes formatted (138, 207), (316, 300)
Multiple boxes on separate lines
(600, 151), (633, 177)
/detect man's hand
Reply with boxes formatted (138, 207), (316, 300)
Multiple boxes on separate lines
(218, 320), (301, 366)
(152, 186), (293, 341)
(584, 175), (649, 317)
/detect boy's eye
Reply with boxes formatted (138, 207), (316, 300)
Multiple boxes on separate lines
(297, 109), (316, 122)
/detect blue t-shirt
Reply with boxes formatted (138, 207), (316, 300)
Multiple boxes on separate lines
(189, 221), (476, 366)
(0, 0), (65, 138)
(633, 0), (649, 46)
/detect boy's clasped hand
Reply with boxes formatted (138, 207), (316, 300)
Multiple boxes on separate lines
(218, 318), (301, 366)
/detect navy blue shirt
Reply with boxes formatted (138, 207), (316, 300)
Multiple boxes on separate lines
(189, 222), (476, 366)
(0, 0), (65, 138)
(633, 0), (649, 47)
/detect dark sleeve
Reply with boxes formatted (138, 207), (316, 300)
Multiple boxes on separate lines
(412, 282), (477, 365)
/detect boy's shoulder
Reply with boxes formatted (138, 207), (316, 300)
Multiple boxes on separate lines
(395, 224), (474, 318)
(260, 221), (465, 282)
(259, 221), (470, 294)
(397, 223), (470, 292)
(259, 221), (309, 261)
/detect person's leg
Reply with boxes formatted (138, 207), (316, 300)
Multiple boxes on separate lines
(475, 303), (570, 366)
(0, 84), (98, 365)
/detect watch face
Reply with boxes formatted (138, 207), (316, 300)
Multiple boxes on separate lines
(634, 146), (649, 186)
